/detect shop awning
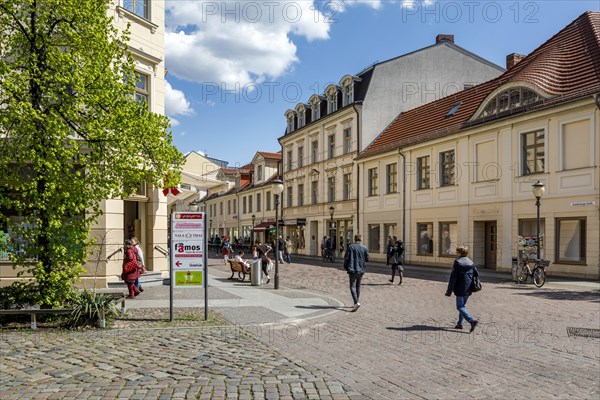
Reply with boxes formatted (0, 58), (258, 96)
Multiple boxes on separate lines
(252, 221), (275, 232)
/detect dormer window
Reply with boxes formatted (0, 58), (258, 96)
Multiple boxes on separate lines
(298, 110), (305, 127)
(325, 84), (339, 114)
(477, 85), (544, 119)
(286, 111), (295, 133)
(342, 82), (353, 106)
(257, 165), (263, 181)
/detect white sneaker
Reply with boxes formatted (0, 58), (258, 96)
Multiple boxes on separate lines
(352, 302), (361, 312)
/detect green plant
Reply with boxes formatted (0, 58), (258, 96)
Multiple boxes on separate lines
(69, 290), (119, 328)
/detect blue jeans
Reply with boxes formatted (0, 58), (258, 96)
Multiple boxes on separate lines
(456, 295), (474, 325)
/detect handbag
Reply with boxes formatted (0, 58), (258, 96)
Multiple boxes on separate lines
(471, 276), (482, 292)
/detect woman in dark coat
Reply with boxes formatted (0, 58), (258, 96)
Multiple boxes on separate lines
(445, 245), (479, 332)
(122, 239), (140, 298)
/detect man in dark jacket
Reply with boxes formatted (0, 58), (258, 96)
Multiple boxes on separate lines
(344, 234), (369, 311)
(445, 245), (479, 332)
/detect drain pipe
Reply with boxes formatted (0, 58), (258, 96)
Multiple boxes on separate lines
(399, 149), (407, 264)
(354, 104), (361, 237)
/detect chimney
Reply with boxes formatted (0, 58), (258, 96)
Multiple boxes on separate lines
(436, 34), (454, 44)
(506, 53), (526, 69)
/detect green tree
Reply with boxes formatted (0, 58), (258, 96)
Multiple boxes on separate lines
(0, 0), (184, 307)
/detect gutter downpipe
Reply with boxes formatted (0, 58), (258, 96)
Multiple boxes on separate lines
(354, 104), (361, 237)
(399, 149), (407, 265)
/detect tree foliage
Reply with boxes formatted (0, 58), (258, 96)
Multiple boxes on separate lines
(0, 0), (184, 307)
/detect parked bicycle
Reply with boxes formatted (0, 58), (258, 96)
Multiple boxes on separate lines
(517, 258), (550, 287)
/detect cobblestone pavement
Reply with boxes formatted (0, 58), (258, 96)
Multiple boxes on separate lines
(1, 256), (599, 399)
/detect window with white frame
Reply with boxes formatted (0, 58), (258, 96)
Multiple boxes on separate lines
(297, 146), (304, 168)
(556, 217), (586, 263)
(417, 222), (433, 255)
(298, 108), (305, 128)
(327, 91), (337, 113)
(287, 114), (295, 133)
(298, 184), (304, 206)
(287, 150), (293, 171)
(135, 72), (149, 106)
(311, 140), (318, 164)
(266, 191), (271, 210)
(417, 156), (430, 189)
(522, 130), (545, 175)
(312, 100), (321, 120)
(440, 150), (455, 186)
(286, 187), (293, 207)
(386, 163), (397, 194)
(343, 128), (352, 154)
(311, 181), (318, 204)
(123, 0), (149, 19)
(256, 193), (261, 212)
(327, 177), (336, 202)
(328, 134), (335, 159)
(257, 165), (263, 180)
(342, 82), (354, 106)
(368, 224), (381, 253)
(368, 168), (378, 196)
(343, 173), (351, 200)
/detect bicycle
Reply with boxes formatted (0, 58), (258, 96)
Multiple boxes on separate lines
(322, 248), (336, 263)
(517, 258), (550, 287)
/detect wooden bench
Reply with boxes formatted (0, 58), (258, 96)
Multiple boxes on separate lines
(0, 308), (74, 330)
(228, 259), (252, 282)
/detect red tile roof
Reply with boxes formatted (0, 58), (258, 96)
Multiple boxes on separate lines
(257, 151), (282, 160)
(359, 11), (600, 159)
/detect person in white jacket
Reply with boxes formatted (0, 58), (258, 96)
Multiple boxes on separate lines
(131, 237), (145, 292)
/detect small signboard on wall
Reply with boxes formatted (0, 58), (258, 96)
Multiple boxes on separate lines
(171, 212), (205, 288)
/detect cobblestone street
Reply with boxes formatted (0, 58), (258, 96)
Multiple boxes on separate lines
(1, 257), (599, 399)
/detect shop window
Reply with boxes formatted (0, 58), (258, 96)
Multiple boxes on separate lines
(556, 218), (586, 263)
(368, 224), (380, 253)
(439, 222), (457, 256)
(417, 223), (433, 255)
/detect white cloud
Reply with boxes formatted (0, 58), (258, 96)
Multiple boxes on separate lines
(169, 117), (180, 127)
(165, 81), (194, 117)
(164, 1), (381, 87)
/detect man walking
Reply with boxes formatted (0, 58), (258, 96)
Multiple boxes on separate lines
(344, 234), (369, 311)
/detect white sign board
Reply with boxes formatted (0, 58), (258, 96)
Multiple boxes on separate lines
(171, 212), (205, 288)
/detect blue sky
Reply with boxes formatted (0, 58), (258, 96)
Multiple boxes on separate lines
(163, 1), (599, 167)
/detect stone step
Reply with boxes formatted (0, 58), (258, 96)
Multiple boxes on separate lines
(107, 271), (166, 288)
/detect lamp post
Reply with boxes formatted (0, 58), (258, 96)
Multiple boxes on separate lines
(251, 214), (256, 247)
(188, 200), (199, 212)
(532, 181), (545, 260)
(272, 179), (284, 289)
(329, 205), (335, 240)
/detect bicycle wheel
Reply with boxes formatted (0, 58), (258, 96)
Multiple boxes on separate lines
(517, 266), (529, 283)
(533, 267), (546, 287)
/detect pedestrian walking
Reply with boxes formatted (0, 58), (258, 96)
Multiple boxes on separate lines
(385, 236), (394, 265)
(285, 236), (292, 263)
(131, 236), (145, 293)
(445, 245), (479, 332)
(255, 239), (272, 284)
(343, 234), (369, 311)
(121, 239), (140, 299)
(277, 235), (286, 263)
(389, 238), (404, 285)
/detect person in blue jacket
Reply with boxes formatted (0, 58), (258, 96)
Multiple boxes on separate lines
(344, 234), (369, 312)
(445, 245), (479, 332)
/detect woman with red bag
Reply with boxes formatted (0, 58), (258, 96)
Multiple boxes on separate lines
(122, 239), (140, 299)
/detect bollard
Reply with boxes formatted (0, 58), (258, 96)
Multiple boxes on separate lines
(251, 259), (262, 286)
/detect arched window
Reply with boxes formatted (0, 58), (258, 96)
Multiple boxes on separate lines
(477, 85), (544, 119)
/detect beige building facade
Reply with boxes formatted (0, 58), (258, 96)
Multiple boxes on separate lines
(279, 36), (505, 257)
(357, 12), (600, 279)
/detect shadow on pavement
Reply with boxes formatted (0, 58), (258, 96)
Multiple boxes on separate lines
(505, 287), (599, 302)
(386, 325), (465, 333)
(295, 305), (346, 311)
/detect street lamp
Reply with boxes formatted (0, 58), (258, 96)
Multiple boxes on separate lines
(272, 179), (284, 289)
(188, 200), (199, 212)
(251, 214), (256, 247)
(532, 181), (545, 260)
(329, 205), (335, 240)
